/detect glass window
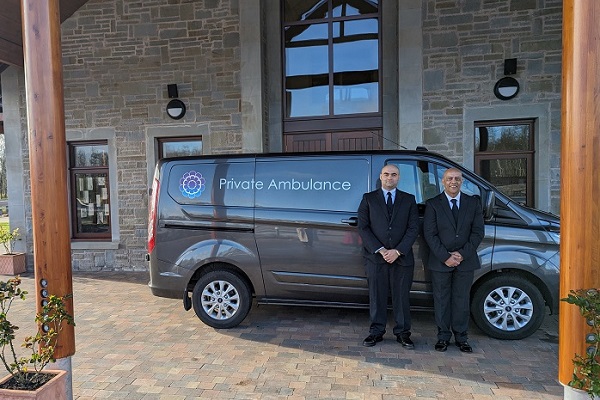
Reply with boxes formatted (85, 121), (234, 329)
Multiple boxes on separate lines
(389, 160), (480, 205)
(69, 142), (111, 239)
(332, 19), (379, 115)
(283, 0), (380, 119)
(475, 120), (534, 206)
(255, 158), (370, 212)
(285, 23), (329, 117)
(167, 161), (254, 207)
(284, 0), (378, 22)
(158, 137), (203, 159)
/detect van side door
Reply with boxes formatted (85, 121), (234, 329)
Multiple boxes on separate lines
(254, 155), (371, 304)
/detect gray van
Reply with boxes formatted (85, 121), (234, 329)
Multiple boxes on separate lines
(147, 149), (560, 340)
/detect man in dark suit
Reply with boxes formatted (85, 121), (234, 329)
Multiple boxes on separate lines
(423, 168), (484, 353)
(358, 164), (419, 348)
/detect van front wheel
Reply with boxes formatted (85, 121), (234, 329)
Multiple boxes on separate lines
(192, 270), (251, 329)
(471, 275), (545, 340)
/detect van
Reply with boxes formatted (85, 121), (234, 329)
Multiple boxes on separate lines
(147, 149), (560, 340)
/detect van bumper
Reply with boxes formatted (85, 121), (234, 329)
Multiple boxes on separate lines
(149, 285), (181, 299)
(148, 255), (189, 299)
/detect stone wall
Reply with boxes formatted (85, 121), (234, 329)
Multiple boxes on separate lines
(422, 0), (562, 213)
(6, 0), (563, 271)
(59, 0), (243, 270)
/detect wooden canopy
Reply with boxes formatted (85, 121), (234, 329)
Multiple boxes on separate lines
(0, 0), (89, 71)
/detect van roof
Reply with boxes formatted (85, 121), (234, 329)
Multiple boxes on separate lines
(159, 147), (438, 163)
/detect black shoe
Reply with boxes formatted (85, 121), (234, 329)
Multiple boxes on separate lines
(396, 335), (415, 349)
(455, 341), (473, 353)
(434, 340), (449, 352)
(362, 334), (383, 347)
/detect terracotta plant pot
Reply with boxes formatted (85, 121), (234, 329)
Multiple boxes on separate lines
(0, 253), (26, 275)
(0, 370), (67, 400)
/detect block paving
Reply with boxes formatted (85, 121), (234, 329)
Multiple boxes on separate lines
(8, 273), (562, 399)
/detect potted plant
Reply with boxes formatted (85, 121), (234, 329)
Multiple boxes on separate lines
(0, 228), (26, 275)
(562, 288), (600, 399)
(0, 276), (75, 398)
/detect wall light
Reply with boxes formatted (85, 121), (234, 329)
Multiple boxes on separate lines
(166, 84), (186, 120)
(494, 59), (520, 101)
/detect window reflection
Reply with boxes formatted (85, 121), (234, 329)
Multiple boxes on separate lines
(158, 137), (203, 159)
(476, 124), (530, 152)
(479, 159), (528, 205)
(285, 23), (329, 117)
(74, 144), (108, 167)
(474, 120), (534, 206)
(332, 0), (379, 17)
(283, 0), (380, 118)
(284, 0), (378, 22)
(332, 19), (378, 114)
(161, 141), (203, 158)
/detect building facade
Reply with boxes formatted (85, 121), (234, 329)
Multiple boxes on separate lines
(0, 0), (562, 271)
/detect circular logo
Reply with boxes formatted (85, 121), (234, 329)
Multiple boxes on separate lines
(179, 171), (206, 199)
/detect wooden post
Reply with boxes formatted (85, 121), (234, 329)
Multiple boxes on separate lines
(559, 0), (600, 389)
(21, 0), (75, 358)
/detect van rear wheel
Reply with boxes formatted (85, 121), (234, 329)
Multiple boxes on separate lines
(471, 275), (545, 340)
(192, 270), (251, 329)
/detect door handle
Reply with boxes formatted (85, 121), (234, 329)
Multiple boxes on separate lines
(341, 217), (358, 226)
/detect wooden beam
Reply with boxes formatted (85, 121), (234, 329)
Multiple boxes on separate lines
(21, 0), (75, 358)
(559, 0), (600, 387)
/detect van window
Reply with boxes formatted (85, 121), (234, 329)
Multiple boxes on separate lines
(255, 158), (370, 211)
(388, 160), (480, 204)
(167, 161), (255, 207)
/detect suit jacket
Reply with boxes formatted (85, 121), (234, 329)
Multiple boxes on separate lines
(423, 192), (485, 272)
(357, 188), (419, 266)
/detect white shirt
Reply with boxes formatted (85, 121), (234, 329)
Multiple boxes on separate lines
(444, 191), (461, 209)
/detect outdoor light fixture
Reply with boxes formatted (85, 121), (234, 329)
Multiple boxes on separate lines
(494, 77), (520, 100)
(166, 84), (186, 120)
(494, 58), (520, 101)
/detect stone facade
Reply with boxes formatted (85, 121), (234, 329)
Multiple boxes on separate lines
(1, 0), (563, 271)
(59, 0), (244, 270)
(422, 0), (562, 212)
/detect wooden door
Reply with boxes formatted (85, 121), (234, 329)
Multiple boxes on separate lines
(285, 130), (382, 152)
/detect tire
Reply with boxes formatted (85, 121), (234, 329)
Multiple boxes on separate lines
(192, 270), (251, 329)
(470, 275), (545, 340)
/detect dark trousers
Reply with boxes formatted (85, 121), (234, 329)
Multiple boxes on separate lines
(366, 261), (414, 337)
(430, 268), (474, 342)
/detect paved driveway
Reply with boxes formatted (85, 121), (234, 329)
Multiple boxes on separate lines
(7, 273), (562, 399)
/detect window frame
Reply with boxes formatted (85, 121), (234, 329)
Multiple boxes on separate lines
(68, 140), (111, 240)
(474, 119), (535, 206)
(282, 0), (382, 134)
(157, 136), (203, 159)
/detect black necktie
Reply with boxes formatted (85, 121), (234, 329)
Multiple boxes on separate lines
(451, 199), (459, 224)
(386, 192), (393, 216)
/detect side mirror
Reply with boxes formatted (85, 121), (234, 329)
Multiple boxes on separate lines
(483, 190), (495, 221)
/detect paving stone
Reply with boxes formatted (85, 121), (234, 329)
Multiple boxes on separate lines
(5, 273), (563, 399)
